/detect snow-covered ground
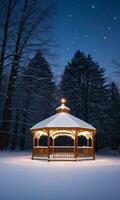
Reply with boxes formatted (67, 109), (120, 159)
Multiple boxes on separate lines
(0, 152), (120, 200)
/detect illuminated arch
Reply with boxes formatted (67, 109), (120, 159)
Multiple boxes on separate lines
(34, 131), (47, 139)
(34, 131), (48, 147)
(78, 135), (87, 147)
(78, 131), (91, 139)
(52, 130), (75, 140)
(54, 135), (74, 146)
(39, 135), (48, 146)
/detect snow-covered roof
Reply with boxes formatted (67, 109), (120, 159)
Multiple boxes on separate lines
(30, 102), (96, 131)
(30, 112), (96, 130)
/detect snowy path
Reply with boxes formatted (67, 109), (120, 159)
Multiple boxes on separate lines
(0, 152), (120, 200)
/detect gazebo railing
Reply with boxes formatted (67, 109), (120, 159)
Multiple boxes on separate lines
(50, 146), (74, 158)
(32, 146), (94, 159)
(77, 147), (93, 158)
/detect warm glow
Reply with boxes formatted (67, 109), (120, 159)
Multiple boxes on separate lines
(78, 131), (92, 139)
(34, 131), (47, 139)
(61, 98), (66, 104)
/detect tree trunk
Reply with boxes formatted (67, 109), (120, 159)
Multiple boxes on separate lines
(0, 0), (13, 90)
(20, 94), (30, 149)
(1, 55), (19, 148)
(1, 0), (29, 148)
(11, 109), (19, 150)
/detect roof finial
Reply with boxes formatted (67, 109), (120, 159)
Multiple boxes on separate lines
(56, 98), (70, 113)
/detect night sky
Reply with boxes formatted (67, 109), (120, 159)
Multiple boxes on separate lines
(53, 0), (120, 83)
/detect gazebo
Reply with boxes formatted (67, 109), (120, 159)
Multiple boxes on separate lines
(30, 99), (96, 161)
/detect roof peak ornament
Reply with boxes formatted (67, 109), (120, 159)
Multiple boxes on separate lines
(61, 98), (66, 104)
(56, 98), (70, 113)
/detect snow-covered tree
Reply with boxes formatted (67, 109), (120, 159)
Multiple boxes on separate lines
(0, 0), (54, 149)
(60, 50), (109, 150)
(107, 82), (120, 150)
(10, 51), (55, 149)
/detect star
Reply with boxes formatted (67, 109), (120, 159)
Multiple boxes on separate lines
(53, 15), (56, 18)
(113, 16), (117, 20)
(85, 34), (88, 38)
(108, 26), (111, 30)
(71, 41), (74, 44)
(74, 36), (78, 40)
(66, 47), (70, 51)
(103, 36), (107, 40)
(68, 14), (72, 18)
(106, 26), (111, 31)
(91, 5), (95, 9)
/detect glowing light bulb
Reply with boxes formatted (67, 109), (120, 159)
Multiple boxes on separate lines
(61, 98), (66, 104)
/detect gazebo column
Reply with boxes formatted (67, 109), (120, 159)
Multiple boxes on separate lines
(74, 130), (78, 160)
(53, 138), (55, 147)
(53, 138), (55, 158)
(87, 138), (89, 147)
(32, 131), (34, 159)
(37, 138), (39, 147)
(32, 132), (34, 148)
(48, 130), (50, 160)
(92, 133), (95, 160)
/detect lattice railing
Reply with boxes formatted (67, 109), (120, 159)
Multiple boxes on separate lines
(50, 146), (74, 158)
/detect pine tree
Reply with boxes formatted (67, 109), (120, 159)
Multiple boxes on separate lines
(60, 50), (87, 119)
(60, 50), (109, 151)
(107, 82), (120, 150)
(26, 51), (55, 118)
(19, 51), (55, 148)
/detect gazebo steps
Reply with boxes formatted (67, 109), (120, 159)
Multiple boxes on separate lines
(49, 157), (75, 161)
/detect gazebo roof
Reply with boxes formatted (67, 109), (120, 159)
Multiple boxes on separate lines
(30, 99), (96, 131)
